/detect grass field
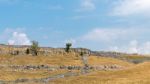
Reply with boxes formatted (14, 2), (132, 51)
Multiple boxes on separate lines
(51, 62), (150, 84)
(0, 53), (82, 66)
(117, 55), (150, 64)
(0, 53), (150, 84)
(0, 69), (68, 81)
(88, 56), (133, 67)
(0, 53), (82, 82)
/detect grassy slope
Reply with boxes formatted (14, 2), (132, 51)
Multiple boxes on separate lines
(88, 56), (133, 67)
(118, 55), (150, 63)
(0, 70), (68, 81)
(0, 54), (134, 82)
(0, 53), (82, 81)
(51, 62), (150, 84)
(0, 53), (82, 66)
(1, 53), (150, 84)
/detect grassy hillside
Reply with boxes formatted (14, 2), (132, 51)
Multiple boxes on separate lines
(0, 53), (82, 81)
(88, 56), (133, 67)
(0, 53), (82, 66)
(118, 55), (150, 64)
(0, 70), (67, 81)
(0, 54), (134, 82)
(51, 62), (150, 84)
(0, 52), (150, 84)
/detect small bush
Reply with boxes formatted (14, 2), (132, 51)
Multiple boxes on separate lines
(65, 43), (72, 53)
(30, 41), (39, 56)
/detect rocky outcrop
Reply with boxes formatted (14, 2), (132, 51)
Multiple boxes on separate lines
(0, 44), (142, 58)
(0, 44), (91, 56)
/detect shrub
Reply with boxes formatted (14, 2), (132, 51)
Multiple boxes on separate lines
(30, 41), (39, 56)
(65, 43), (72, 53)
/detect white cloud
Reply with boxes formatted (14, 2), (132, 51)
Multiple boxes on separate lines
(8, 32), (31, 45)
(83, 28), (118, 42)
(77, 0), (96, 12)
(109, 40), (150, 55)
(112, 0), (150, 16)
(80, 28), (150, 54)
(0, 28), (25, 43)
(82, 28), (144, 42)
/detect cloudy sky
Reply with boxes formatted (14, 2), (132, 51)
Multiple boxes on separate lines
(1, 0), (150, 54)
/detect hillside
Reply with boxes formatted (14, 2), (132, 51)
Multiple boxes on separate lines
(51, 62), (150, 84)
(0, 45), (150, 84)
(1, 44), (150, 64)
(0, 53), (135, 83)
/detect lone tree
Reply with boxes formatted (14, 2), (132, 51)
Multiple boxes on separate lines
(65, 43), (72, 53)
(30, 41), (39, 56)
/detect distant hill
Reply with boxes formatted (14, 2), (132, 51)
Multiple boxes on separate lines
(0, 44), (142, 56)
(0, 44), (150, 64)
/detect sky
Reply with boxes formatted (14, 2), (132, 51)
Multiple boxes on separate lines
(1, 0), (150, 54)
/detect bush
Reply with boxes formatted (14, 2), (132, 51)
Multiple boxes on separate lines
(65, 43), (72, 53)
(30, 41), (39, 56)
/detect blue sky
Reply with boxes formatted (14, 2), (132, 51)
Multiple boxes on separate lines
(1, 0), (150, 54)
